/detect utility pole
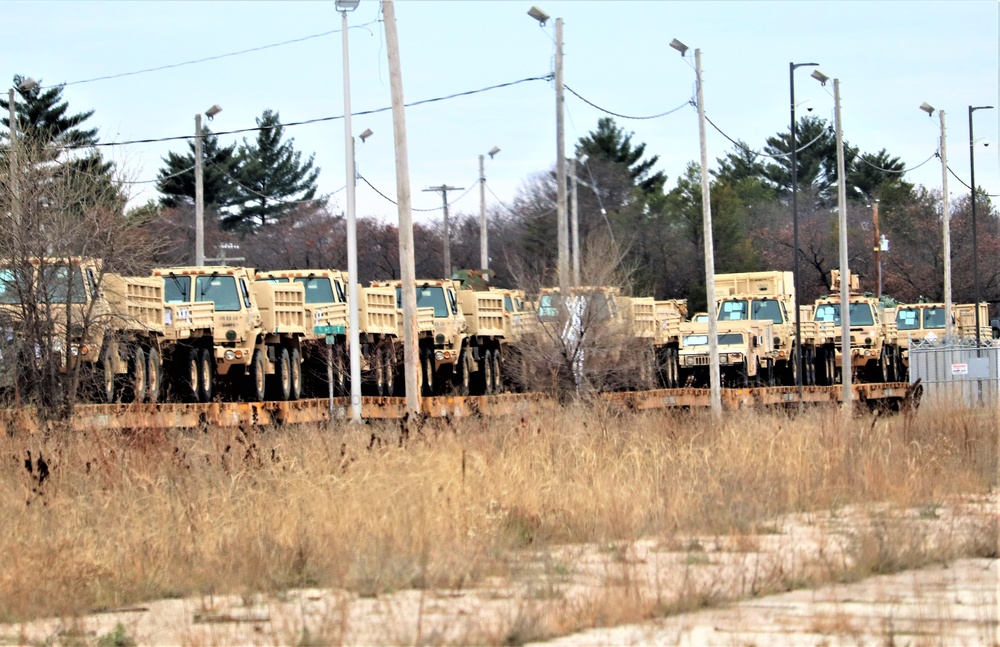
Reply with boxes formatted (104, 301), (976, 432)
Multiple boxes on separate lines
(939, 111), (953, 340)
(570, 158), (580, 287)
(479, 154), (487, 270)
(872, 199), (880, 299)
(423, 184), (463, 278)
(194, 113), (205, 267)
(555, 17), (569, 295)
(382, 0), (420, 415)
(834, 78), (852, 407)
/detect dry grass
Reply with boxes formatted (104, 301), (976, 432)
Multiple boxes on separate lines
(0, 403), (995, 642)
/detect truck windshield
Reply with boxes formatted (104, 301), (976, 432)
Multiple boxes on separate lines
(42, 265), (88, 304)
(537, 294), (560, 322)
(814, 302), (876, 326)
(0, 268), (24, 304)
(163, 275), (191, 303)
(683, 333), (743, 346)
(196, 275), (240, 311)
(923, 307), (946, 329)
(504, 296), (513, 312)
(752, 299), (783, 323)
(719, 300), (748, 321)
(395, 285), (448, 317)
(294, 277), (335, 304)
(896, 308), (919, 330)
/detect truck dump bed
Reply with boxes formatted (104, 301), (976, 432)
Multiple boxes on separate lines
(102, 274), (165, 334)
(457, 290), (505, 338)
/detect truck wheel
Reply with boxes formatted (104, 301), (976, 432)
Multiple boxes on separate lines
(382, 347), (395, 397)
(177, 347), (200, 403)
(126, 346), (146, 404)
(491, 349), (502, 394)
(482, 350), (494, 396)
(333, 346), (347, 396)
(879, 350), (890, 383)
(197, 348), (214, 402)
(246, 349), (266, 401)
(455, 349), (470, 396)
(146, 346), (162, 403)
(421, 349), (435, 397)
(289, 347), (302, 401)
(99, 345), (117, 404)
(269, 346), (292, 401)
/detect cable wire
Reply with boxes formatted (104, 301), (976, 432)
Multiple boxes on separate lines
(44, 22), (379, 88)
(60, 75), (553, 151)
(357, 173), (480, 212)
(704, 113), (828, 159)
(563, 85), (691, 120)
(946, 164), (1000, 197)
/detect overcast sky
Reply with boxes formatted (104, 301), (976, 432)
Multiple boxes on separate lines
(7, 1), (999, 232)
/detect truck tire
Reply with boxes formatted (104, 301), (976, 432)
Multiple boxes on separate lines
(177, 347), (200, 403)
(246, 349), (266, 402)
(146, 346), (162, 403)
(455, 349), (470, 396)
(197, 348), (214, 403)
(99, 344), (117, 404)
(482, 349), (494, 395)
(126, 346), (146, 403)
(421, 348), (435, 397)
(382, 346), (395, 397)
(289, 347), (302, 400)
(269, 346), (292, 401)
(146, 346), (163, 404)
(491, 349), (502, 394)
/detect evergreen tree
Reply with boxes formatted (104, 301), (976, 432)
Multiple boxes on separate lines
(2, 74), (117, 205)
(156, 128), (240, 211)
(228, 109), (321, 231)
(761, 115), (838, 200)
(575, 117), (666, 196)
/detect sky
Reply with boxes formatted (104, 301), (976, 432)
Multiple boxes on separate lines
(6, 1), (1000, 236)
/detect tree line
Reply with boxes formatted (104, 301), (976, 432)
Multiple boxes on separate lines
(4, 75), (998, 314)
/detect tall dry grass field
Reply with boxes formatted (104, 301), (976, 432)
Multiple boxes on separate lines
(1, 404), (995, 626)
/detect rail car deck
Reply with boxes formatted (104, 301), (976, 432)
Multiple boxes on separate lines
(0, 383), (916, 433)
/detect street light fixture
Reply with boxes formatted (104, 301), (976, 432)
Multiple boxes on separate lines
(195, 104), (222, 267)
(969, 104), (994, 355)
(919, 101), (954, 340)
(527, 6), (549, 24)
(479, 146), (500, 270)
(673, 37), (721, 416)
(359, 128), (373, 143)
(789, 60), (819, 401)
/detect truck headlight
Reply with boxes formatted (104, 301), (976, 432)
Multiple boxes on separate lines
(435, 350), (444, 361)
(224, 350), (236, 361)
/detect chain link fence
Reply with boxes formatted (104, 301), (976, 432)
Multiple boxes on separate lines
(909, 338), (1000, 407)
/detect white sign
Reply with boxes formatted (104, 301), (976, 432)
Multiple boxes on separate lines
(951, 363), (969, 375)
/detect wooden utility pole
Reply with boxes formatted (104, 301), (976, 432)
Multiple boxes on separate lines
(423, 184), (463, 278)
(555, 17), (569, 295)
(872, 199), (880, 299)
(382, 0), (420, 415)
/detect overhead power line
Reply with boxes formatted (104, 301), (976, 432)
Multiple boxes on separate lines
(563, 85), (691, 120)
(59, 75), (553, 151)
(44, 22), (380, 89)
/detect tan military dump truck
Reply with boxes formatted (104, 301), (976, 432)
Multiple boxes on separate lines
(153, 266), (307, 402)
(713, 270), (833, 386)
(371, 279), (505, 396)
(0, 257), (164, 404)
(811, 270), (898, 383)
(258, 269), (400, 396)
(894, 301), (992, 380)
(676, 319), (776, 387)
(654, 299), (688, 388)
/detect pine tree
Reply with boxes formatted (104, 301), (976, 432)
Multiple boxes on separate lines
(575, 117), (666, 196)
(228, 109), (321, 231)
(156, 128), (240, 211)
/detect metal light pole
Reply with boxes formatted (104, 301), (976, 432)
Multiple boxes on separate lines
(814, 70), (852, 406)
(672, 39), (720, 416)
(479, 146), (499, 271)
(424, 184), (464, 278)
(920, 102), (953, 340)
(528, 6), (568, 294)
(8, 77), (38, 230)
(338, 0), (362, 423)
(790, 61), (819, 400)
(968, 104), (994, 355)
(194, 104), (222, 267)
